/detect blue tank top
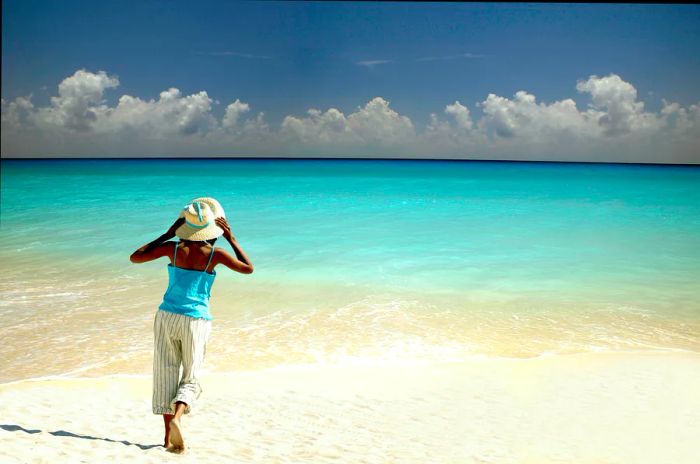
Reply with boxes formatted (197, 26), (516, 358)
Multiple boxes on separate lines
(158, 240), (216, 320)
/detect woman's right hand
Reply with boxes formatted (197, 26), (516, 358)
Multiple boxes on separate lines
(215, 217), (235, 241)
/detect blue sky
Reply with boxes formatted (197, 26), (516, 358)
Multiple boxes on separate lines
(2, 1), (699, 162)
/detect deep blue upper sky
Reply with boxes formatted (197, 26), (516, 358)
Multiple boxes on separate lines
(3, 1), (700, 127)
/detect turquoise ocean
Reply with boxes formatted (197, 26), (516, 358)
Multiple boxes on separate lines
(1, 158), (699, 382)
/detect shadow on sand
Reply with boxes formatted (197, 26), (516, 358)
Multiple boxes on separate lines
(1, 423), (161, 450)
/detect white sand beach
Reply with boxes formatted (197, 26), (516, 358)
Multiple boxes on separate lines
(1, 351), (699, 464)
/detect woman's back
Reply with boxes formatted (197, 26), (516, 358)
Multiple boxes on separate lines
(172, 240), (218, 274)
(160, 240), (217, 320)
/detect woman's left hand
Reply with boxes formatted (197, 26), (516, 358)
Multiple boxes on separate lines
(166, 217), (185, 237)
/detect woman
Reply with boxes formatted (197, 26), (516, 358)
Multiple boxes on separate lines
(130, 197), (254, 453)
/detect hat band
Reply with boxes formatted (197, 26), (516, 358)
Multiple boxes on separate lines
(185, 218), (210, 229)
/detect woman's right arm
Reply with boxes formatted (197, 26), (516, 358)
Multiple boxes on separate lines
(215, 217), (254, 274)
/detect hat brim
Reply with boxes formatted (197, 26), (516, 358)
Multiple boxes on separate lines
(175, 197), (226, 241)
(174, 222), (224, 241)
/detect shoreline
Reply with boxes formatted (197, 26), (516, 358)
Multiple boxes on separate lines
(3, 350), (699, 463)
(2, 346), (698, 386)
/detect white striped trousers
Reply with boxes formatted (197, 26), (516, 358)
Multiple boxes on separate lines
(152, 310), (212, 415)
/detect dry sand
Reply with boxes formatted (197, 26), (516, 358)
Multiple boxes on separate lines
(1, 351), (699, 463)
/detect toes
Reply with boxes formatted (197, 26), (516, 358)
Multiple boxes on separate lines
(166, 444), (186, 454)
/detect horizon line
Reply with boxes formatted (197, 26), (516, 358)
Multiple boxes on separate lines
(1, 156), (699, 167)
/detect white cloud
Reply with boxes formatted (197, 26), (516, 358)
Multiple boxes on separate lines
(280, 97), (416, 152)
(347, 97), (415, 143)
(281, 107), (351, 145)
(356, 60), (391, 68)
(34, 69), (119, 131)
(445, 101), (473, 131)
(1, 96), (34, 131)
(103, 88), (218, 137)
(477, 91), (594, 141)
(1, 69), (699, 163)
(222, 99), (251, 131)
(661, 99), (700, 134)
(576, 74), (660, 136)
(423, 100), (487, 156)
(422, 74), (698, 161)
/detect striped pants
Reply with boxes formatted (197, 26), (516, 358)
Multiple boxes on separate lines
(152, 310), (212, 415)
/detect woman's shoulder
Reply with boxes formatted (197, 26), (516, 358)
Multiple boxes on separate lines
(212, 246), (232, 258)
(210, 247), (236, 266)
(163, 240), (179, 247)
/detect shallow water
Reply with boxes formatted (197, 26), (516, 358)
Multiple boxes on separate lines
(1, 158), (699, 382)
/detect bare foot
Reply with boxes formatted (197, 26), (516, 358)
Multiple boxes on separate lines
(167, 444), (186, 454)
(167, 418), (186, 454)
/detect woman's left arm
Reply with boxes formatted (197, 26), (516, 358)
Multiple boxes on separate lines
(130, 217), (184, 263)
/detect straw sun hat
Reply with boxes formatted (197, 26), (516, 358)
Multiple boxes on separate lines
(174, 197), (226, 241)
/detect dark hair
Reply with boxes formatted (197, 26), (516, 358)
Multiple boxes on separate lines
(182, 237), (217, 246)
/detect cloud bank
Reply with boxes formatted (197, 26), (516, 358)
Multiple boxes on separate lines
(2, 69), (699, 163)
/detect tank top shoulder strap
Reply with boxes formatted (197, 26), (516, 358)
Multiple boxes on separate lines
(205, 245), (216, 272)
(173, 240), (179, 267)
